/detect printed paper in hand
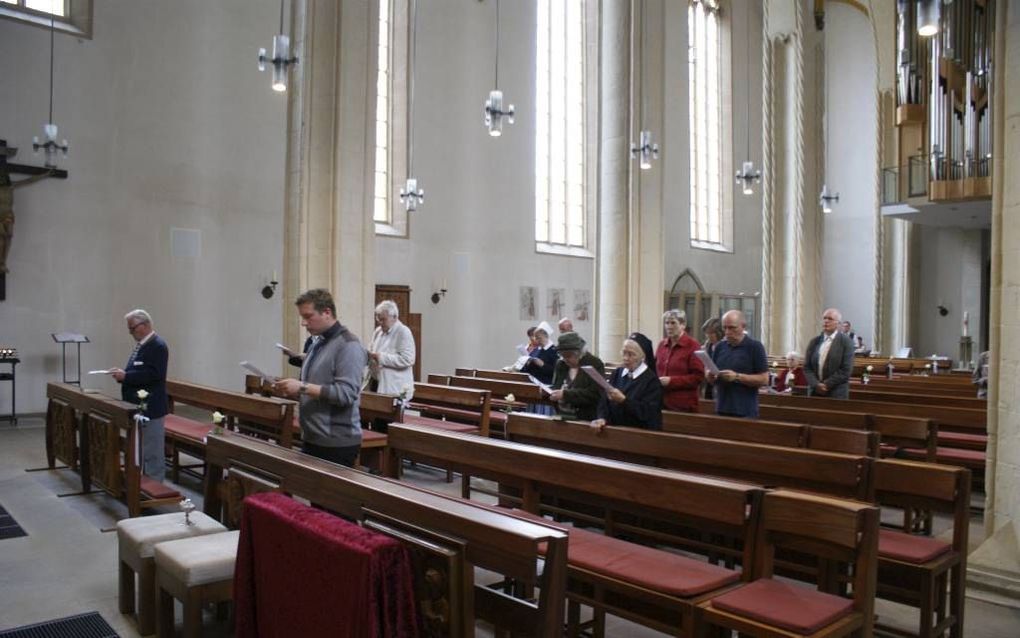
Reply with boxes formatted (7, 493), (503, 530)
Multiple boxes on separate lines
(88, 369), (115, 375)
(240, 361), (278, 382)
(527, 374), (554, 395)
(581, 366), (615, 393)
(694, 350), (720, 375)
(274, 343), (294, 355)
(516, 344), (529, 356)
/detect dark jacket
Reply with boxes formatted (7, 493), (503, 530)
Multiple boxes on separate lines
(597, 365), (663, 430)
(551, 353), (605, 421)
(655, 333), (704, 412)
(523, 344), (558, 385)
(804, 332), (855, 399)
(121, 334), (169, 419)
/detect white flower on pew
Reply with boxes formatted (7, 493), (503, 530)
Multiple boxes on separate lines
(136, 389), (149, 400)
(505, 393), (515, 404)
(179, 498), (196, 526)
(866, 365), (873, 372)
(398, 385), (411, 408)
(212, 411), (225, 424)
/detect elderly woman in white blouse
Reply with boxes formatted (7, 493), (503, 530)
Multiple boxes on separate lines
(368, 300), (416, 404)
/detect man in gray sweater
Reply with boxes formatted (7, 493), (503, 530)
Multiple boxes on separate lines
(274, 288), (366, 467)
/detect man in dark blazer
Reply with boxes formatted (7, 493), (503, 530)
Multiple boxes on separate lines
(804, 308), (855, 399)
(112, 309), (169, 482)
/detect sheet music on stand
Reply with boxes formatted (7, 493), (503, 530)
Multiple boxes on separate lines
(51, 332), (90, 386)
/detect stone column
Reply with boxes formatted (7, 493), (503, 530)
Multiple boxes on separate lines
(595, 0), (630, 357)
(760, 0), (822, 357)
(283, 0), (377, 349)
(967, 0), (1020, 606)
(628, 0), (665, 339)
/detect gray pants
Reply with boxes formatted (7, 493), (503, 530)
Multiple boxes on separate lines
(140, 416), (166, 482)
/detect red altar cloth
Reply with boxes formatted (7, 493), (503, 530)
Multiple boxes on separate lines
(234, 492), (419, 638)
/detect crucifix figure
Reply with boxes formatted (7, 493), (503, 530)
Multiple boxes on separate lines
(0, 139), (68, 300)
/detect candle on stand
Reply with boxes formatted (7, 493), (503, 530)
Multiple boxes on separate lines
(272, 270), (278, 283)
(962, 310), (969, 337)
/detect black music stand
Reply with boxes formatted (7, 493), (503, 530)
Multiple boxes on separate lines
(51, 332), (89, 386)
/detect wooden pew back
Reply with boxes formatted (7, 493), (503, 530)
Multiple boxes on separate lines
(45, 382), (178, 517)
(202, 432), (569, 637)
(758, 393), (985, 433)
(504, 414), (871, 500)
(169, 379), (296, 447)
(661, 411), (805, 447)
(661, 410), (877, 456)
(386, 423), (761, 539)
(447, 375), (547, 404)
(409, 382), (492, 437)
(849, 388), (986, 410)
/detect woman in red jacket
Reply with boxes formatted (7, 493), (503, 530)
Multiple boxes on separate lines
(655, 310), (705, 412)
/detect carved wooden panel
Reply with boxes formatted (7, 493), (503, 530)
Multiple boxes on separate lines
(361, 509), (471, 638)
(48, 398), (78, 470)
(223, 466), (283, 529)
(86, 412), (121, 497)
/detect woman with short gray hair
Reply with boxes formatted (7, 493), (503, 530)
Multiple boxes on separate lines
(368, 300), (416, 413)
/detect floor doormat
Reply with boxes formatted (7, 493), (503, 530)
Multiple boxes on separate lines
(0, 612), (118, 638)
(0, 504), (27, 540)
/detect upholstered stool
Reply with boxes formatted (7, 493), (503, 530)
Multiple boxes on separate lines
(154, 530), (241, 638)
(117, 512), (226, 636)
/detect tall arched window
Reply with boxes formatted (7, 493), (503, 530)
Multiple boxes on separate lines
(535, 0), (595, 256)
(688, 0), (731, 251)
(373, 0), (409, 237)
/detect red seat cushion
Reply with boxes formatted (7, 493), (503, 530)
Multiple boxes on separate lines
(400, 413), (478, 434)
(710, 579), (854, 634)
(164, 414), (213, 443)
(566, 526), (739, 596)
(140, 476), (181, 500)
(514, 510), (738, 596)
(878, 529), (952, 564)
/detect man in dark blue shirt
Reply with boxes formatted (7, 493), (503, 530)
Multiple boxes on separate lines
(706, 310), (768, 417)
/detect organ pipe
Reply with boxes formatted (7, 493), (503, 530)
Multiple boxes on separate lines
(897, 0), (995, 185)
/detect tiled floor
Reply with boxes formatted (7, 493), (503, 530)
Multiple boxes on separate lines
(1, 419), (1018, 637)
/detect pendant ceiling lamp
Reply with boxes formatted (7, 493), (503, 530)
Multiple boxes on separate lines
(33, 13), (68, 168)
(483, 0), (515, 137)
(258, 0), (298, 92)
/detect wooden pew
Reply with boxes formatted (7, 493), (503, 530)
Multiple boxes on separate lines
(471, 368), (534, 383)
(849, 388), (987, 410)
(697, 490), (879, 638)
(407, 382), (493, 438)
(165, 379), (296, 482)
(850, 380), (979, 398)
(757, 393), (985, 435)
(660, 411), (878, 457)
(385, 423), (880, 637)
(385, 423), (763, 637)
(201, 431), (568, 637)
(243, 374), (399, 469)
(503, 414), (871, 500)
(501, 414), (965, 638)
(44, 382), (180, 517)
(755, 404), (938, 461)
(871, 460), (971, 638)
